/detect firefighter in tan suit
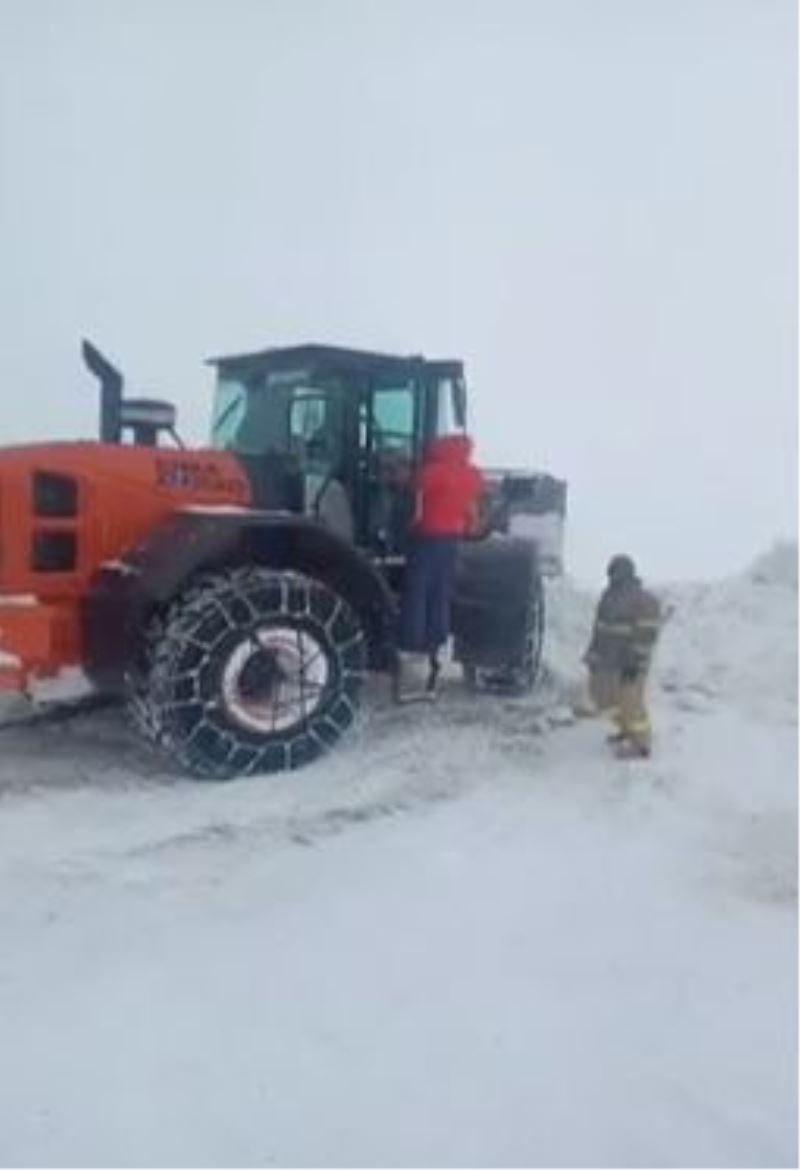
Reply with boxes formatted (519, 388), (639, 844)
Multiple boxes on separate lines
(583, 555), (662, 758)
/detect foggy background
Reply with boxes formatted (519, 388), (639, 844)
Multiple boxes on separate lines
(0, 0), (796, 584)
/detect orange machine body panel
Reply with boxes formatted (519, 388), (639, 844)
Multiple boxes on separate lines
(0, 442), (251, 689)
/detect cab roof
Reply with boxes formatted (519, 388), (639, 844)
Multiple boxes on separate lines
(207, 343), (463, 379)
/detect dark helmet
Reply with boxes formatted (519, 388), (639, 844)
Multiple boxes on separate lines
(607, 554), (637, 584)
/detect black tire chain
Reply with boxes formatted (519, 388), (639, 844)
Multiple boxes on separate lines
(522, 572), (546, 690)
(128, 567), (367, 779)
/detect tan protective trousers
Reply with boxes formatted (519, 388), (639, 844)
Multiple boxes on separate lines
(588, 668), (652, 752)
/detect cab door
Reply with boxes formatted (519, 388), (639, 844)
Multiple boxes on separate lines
(286, 381), (357, 541)
(358, 373), (421, 557)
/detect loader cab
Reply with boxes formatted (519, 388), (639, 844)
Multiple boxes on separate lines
(208, 345), (468, 560)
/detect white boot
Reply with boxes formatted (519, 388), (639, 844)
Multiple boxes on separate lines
(393, 651), (434, 704)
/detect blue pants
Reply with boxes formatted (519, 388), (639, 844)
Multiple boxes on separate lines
(399, 536), (459, 654)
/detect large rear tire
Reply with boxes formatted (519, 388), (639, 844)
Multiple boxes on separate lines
(506, 569), (545, 692)
(462, 571), (545, 695)
(129, 568), (366, 779)
(453, 537), (545, 695)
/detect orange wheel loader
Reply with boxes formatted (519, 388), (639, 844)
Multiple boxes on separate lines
(0, 340), (565, 778)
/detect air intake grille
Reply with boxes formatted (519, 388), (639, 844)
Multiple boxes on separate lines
(31, 530), (77, 573)
(33, 472), (78, 518)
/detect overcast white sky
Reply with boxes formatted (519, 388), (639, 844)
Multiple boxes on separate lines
(0, 0), (796, 583)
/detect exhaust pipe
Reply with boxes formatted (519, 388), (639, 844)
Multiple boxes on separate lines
(81, 338), (123, 443)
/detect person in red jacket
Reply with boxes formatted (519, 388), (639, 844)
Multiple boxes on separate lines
(395, 434), (485, 700)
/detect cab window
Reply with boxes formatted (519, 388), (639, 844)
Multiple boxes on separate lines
(370, 381), (416, 455)
(288, 389), (344, 473)
(434, 374), (467, 437)
(211, 368), (344, 474)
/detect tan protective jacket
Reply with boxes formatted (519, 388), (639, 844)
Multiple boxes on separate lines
(587, 579), (662, 673)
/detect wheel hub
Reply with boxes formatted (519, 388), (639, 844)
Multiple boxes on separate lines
(221, 626), (330, 734)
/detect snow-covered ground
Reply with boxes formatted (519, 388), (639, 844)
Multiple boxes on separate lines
(0, 546), (796, 1167)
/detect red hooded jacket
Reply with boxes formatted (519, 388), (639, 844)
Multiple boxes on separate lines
(416, 435), (485, 537)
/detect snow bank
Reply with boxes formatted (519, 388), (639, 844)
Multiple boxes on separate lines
(657, 542), (797, 720)
(539, 574), (596, 698)
(747, 541), (799, 589)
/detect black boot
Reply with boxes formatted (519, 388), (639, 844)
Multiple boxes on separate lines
(426, 652), (441, 696)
